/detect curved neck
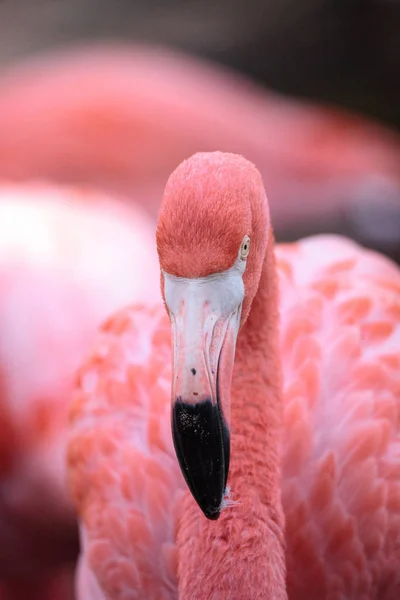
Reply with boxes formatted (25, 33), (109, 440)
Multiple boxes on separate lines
(177, 230), (287, 599)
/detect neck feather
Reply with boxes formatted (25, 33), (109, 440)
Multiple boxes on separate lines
(177, 229), (287, 600)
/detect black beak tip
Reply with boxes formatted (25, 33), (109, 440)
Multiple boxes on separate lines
(172, 398), (230, 520)
(204, 508), (221, 521)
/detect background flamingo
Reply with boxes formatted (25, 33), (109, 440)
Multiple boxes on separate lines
(0, 183), (159, 599)
(0, 44), (399, 250)
(67, 152), (400, 599)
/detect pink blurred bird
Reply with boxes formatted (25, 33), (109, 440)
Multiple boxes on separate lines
(0, 184), (159, 599)
(68, 152), (400, 599)
(0, 44), (399, 232)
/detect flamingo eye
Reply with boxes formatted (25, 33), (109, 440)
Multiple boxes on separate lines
(240, 235), (251, 259)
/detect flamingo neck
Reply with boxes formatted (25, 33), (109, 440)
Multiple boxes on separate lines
(177, 230), (287, 599)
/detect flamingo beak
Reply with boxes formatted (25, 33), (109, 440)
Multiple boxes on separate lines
(163, 267), (244, 520)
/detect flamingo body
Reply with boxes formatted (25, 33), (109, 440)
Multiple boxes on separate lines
(68, 234), (400, 599)
(278, 236), (400, 599)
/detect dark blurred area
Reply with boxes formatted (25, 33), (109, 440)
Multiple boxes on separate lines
(0, 0), (398, 129)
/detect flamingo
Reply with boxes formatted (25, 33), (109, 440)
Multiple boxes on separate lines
(67, 152), (400, 599)
(0, 183), (159, 598)
(0, 44), (399, 238)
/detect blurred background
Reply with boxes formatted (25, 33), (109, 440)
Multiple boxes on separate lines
(0, 0), (399, 257)
(0, 0), (399, 128)
(0, 1), (399, 599)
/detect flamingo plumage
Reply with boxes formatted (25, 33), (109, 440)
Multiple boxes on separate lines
(67, 152), (400, 599)
(0, 184), (159, 598)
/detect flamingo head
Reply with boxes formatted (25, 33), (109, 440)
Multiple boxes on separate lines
(156, 152), (269, 520)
